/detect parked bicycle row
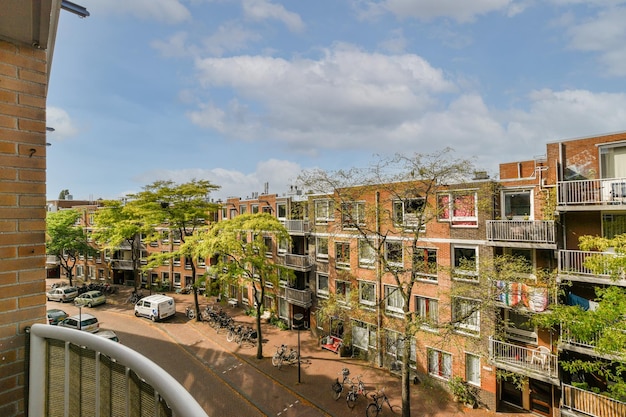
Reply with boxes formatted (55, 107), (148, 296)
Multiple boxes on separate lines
(331, 368), (401, 415)
(186, 304), (258, 347)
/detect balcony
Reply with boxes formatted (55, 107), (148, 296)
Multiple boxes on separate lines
(285, 287), (312, 308)
(557, 177), (626, 211)
(486, 220), (556, 247)
(489, 337), (559, 383)
(283, 219), (309, 234)
(27, 323), (207, 417)
(558, 250), (626, 286)
(560, 326), (625, 360)
(561, 383), (626, 417)
(282, 254), (313, 271)
(110, 259), (134, 270)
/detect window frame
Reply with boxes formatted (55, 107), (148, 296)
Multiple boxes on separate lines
(335, 241), (351, 270)
(316, 237), (329, 261)
(452, 245), (478, 281)
(341, 201), (366, 229)
(316, 273), (329, 298)
(465, 353), (481, 387)
(413, 247), (438, 281)
(314, 199), (335, 224)
(452, 297), (481, 335)
(438, 191), (478, 227)
(384, 285), (405, 315)
(385, 240), (404, 269)
(427, 348), (452, 380)
(336, 279), (351, 304)
(358, 239), (376, 268)
(358, 280), (376, 307)
(415, 295), (439, 330)
(393, 197), (426, 229)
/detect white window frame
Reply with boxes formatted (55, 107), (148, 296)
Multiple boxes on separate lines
(453, 297), (481, 335)
(438, 191), (478, 227)
(358, 280), (376, 307)
(276, 203), (287, 220)
(341, 201), (366, 229)
(504, 309), (538, 344)
(336, 279), (351, 304)
(502, 189), (533, 220)
(316, 237), (329, 261)
(452, 245), (478, 281)
(428, 348), (452, 380)
(384, 285), (404, 315)
(173, 272), (181, 288)
(385, 240), (404, 269)
(358, 239), (375, 268)
(314, 199), (334, 224)
(465, 353), (481, 387)
(316, 273), (329, 298)
(393, 198), (425, 229)
(414, 247), (438, 281)
(335, 241), (351, 270)
(415, 295), (438, 330)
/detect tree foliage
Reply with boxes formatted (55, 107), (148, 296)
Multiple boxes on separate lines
(198, 213), (294, 359)
(46, 209), (97, 286)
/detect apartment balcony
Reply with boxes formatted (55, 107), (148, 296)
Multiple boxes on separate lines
(283, 219), (309, 234)
(560, 326), (625, 360)
(281, 253), (313, 272)
(558, 250), (626, 286)
(486, 220), (556, 248)
(493, 280), (552, 312)
(489, 337), (559, 384)
(27, 323), (207, 417)
(110, 259), (134, 270)
(285, 287), (312, 308)
(561, 383), (626, 417)
(557, 177), (626, 211)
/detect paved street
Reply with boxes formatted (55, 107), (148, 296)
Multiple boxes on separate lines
(48, 281), (528, 417)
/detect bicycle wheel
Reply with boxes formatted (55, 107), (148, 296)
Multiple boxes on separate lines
(287, 350), (298, 362)
(346, 392), (357, 409)
(365, 403), (380, 417)
(271, 354), (281, 367)
(332, 384), (342, 400)
(389, 404), (402, 415)
(226, 330), (235, 342)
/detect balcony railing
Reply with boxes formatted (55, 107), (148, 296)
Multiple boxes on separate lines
(489, 337), (558, 380)
(561, 326), (599, 350)
(110, 259), (134, 270)
(283, 254), (312, 270)
(486, 220), (555, 244)
(283, 219), (309, 233)
(28, 323), (208, 417)
(561, 383), (626, 417)
(558, 177), (626, 206)
(285, 287), (312, 308)
(558, 250), (623, 283)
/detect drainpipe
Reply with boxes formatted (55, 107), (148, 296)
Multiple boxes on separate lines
(376, 190), (383, 367)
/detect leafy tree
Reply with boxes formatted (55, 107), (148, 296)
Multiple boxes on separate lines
(198, 213), (294, 359)
(534, 234), (626, 401)
(298, 148), (481, 416)
(131, 180), (220, 319)
(92, 199), (149, 290)
(46, 209), (97, 286)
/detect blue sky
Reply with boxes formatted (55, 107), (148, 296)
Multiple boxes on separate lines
(46, 0), (626, 201)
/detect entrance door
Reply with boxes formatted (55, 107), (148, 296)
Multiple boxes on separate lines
(529, 379), (552, 417)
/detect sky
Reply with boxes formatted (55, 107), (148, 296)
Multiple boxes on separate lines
(46, 0), (626, 202)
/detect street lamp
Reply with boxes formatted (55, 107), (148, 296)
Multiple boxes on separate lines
(77, 304), (82, 330)
(294, 313), (304, 384)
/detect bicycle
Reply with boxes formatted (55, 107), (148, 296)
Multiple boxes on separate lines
(345, 374), (366, 409)
(271, 344), (298, 369)
(365, 388), (401, 417)
(331, 368), (351, 400)
(185, 305), (195, 319)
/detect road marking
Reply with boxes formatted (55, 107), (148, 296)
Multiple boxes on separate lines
(276, 400), (299, 415)
(222, 362), (244, 374)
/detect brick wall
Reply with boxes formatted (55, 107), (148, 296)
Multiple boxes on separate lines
(0, 38), (48, 417)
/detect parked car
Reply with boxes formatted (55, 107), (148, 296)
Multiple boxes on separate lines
(96, 330), (120, 343)
(46, 286), (79, 303)
(74, 290), (106, 307)
(134, 294), (176, 321)
(46, 309), (68, 325)
(58, 313), (99, 333)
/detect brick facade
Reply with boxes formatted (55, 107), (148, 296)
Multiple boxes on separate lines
(0, 38), (49, 417)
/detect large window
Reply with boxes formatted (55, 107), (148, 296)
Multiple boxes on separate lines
(503, 190), (532, 219)
(335, 242), (351, 269)
(415, 296), (438, 329)
(393, 198), (425, 228)
(465, 353), (481, 386)
(359, 281), (376, 307)
(452, 245), (478, 280)
(341, 201), (365, 228)
(428, 348), (452, 380)
(352, 320), (377, 350)
(414, 247), (437, 280)
(504, 309), (537, 344)
(603, 214), (626, 239)
(336, 280), (351, 304)
(384, 285), (404, 315)
(316, 273), (329, 297)
(276, 203), (287, 220)
(385, 240), (403, 269)
(358, 239), (375, 268)
(316, 237), (329, 261)
(438, 192), (478, 226)
(315, 199), (334, 224)
(452, 298), (480, 334)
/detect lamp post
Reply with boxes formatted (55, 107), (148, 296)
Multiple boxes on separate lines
(77, 304), (82, 330)
(294, 313), (304, 384)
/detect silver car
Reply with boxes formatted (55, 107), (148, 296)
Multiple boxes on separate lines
(46, 286), (78, 303)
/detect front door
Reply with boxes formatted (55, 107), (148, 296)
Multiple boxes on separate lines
(529, 379), (552, 417)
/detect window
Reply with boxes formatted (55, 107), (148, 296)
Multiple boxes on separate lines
(335, 242), (351, 269)
(278, 238), (288, 254)
(229, 208), (237, 219)
(161, 231), (169, 244)
(98, 268), (104, 279)
(185, 257), (192, 269)
(160, 272), (170, 287)
(161, 251), (169, 265)
(602, 214), (626, 239)
(600, 144), (626, 178)
(278, 297), (288, 319)
(503, 190), (532, 219)
(173, 273), (181, 288)
(277, 203), (287, 220)
(228, 284), (238, 300)
(263, 236), (273, 255)
(438, 192), (478, 226)
(352, 320), (376, 350)
(172, 229), (182, 244)
(385, 240), (403, 269)
(173, 254), (181, 266)
(358, 239), (375, 268)
(239, 205), (247, 215)
(452, 298), (480, 334)
(465, 353), (481, 386)
(359, 281), (376, 307)
(76, 265), (84, 277)
(393, 198), (425, 228)
(414, 248), (437, 280)
(504, 309), (537, 343)
(341, 201), (365, 228)
(428, 348), (452, 380)
(415, 296), (438, 329)
(87, 266), (95, 279)
(384, 285), (404, 315)
(452, 245), (478, 280)
(197, 256), (205, 267)
(314, 199), (334, 223)
(316, 237), (329, 261)
(251, 204), (259, 214)
(336, 280), (351, 303)
(316, 273), (329, 297)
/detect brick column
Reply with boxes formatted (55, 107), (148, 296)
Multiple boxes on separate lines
(0, 38), (48, 417)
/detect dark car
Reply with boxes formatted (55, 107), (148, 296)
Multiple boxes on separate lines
(46, 308), (68, 325)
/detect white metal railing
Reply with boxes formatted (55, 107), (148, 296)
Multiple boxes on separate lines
(285, 287), (312, 307)
(283, 220), (309, 233)
(560, 326), (598, 350)
(561, 383), (626, 417)
(283, 254), (312, 269)
(486, 220), (555, 243)
(558, 177), (626, 205)
(489, 337), (558, 379)
(28, 324), (208, 417)
(558, 250), (616, 277)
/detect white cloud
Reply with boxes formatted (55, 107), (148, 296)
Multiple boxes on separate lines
(242, 0), (305, 32)
(358, 0), (515, 23)
(84, 0), (191, 24)
(151, 32), (190, 57)
(46, 107), (79, 140)
(201, 22), (263, 56)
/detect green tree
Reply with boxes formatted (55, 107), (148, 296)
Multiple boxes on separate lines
(534, 234), (626, 401)
(199, 213), (294, 359)
(131, 179), (220, 318)
(299, 148), (480, 417)
(46, 209), (97, 286)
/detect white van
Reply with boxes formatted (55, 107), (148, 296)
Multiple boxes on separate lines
(134, 294), (176, 322)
